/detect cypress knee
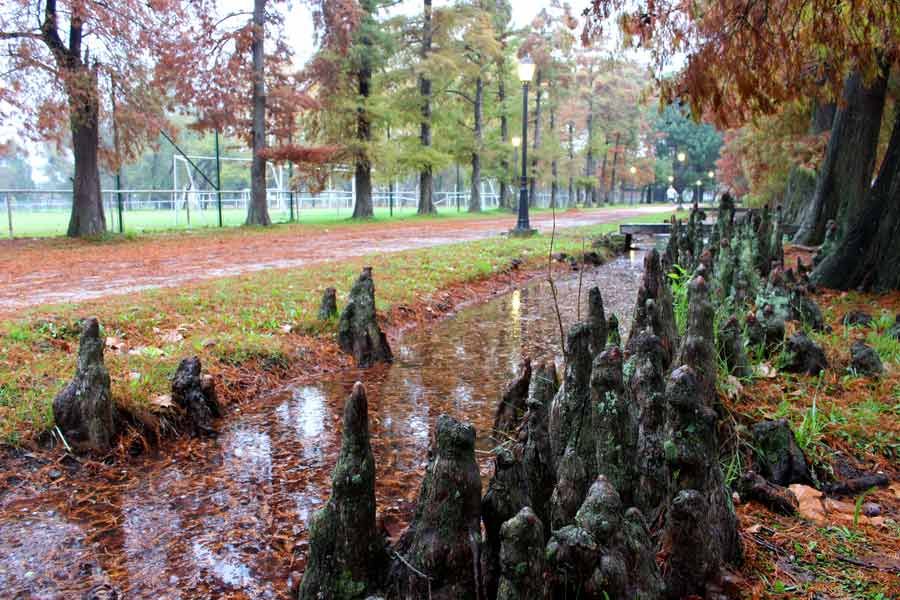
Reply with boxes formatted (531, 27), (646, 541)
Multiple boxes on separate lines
(337, 267), (392, 367)
(52, 317), (117, 451)
(298, 382), (386, 600)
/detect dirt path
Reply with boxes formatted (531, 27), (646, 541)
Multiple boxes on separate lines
(0, 207), (670, 315)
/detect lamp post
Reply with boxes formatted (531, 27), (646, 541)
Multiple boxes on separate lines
(511, 58), (536, 236)
(629, 166), (637, 204)
(707, 170), (715, 204)
(695, 179), (703, 205)
(511, 136), (521, 202)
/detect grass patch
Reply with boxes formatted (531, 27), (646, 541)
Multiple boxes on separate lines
(0, 211), (671, 443)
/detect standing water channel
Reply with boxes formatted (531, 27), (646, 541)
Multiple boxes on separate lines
(0, 250), (647, 599)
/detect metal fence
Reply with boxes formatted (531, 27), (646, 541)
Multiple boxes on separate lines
(0, 183), (668, 238)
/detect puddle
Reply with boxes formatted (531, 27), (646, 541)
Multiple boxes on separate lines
(0, 251), (647, 598)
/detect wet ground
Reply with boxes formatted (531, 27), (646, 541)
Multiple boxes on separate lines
(0, 206), (669, 315)
(0, 250), (647, 599)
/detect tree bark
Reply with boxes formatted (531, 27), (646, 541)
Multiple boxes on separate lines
(793, 67), (888, 244)
(782, 99), (836, 223)
(528, 70), (542, 208)
(812, 107), (900, 290)
(352, 38), (374, 219)
(608, 132), (620, 203)
(567, 121), (575, 207)
(246, 0), (271, 226)
(417, 0), (436, 215)
(499, 72), (510, 210)
(40, 0), (105, 237)
(586, 97), (597, 206)
(469, 77), (483, 212)
(549, 102), (558, 209)
(67, 75), (106, 237)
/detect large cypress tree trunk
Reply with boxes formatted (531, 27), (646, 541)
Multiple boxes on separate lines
(40, 2), (105, 237)
(782, 100), (836, 223)
(528, 70), (542, 208)
(246, 0), (271, 226)
(417, 0), (436, 215)
(812, 108), (900, 291)
(793, 67), (888, 244)
(469, 77), (483, 212)
(352, 23), (374, 219)
(67, 69), (106, 237)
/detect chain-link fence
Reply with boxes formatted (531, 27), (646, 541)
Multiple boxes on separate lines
(0, 184), (662, 238)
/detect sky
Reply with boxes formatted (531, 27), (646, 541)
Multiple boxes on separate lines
(273, 0), (559, 67)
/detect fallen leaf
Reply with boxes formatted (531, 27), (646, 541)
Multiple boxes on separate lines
(789, 484), (826, 524)
(755, 363), (778, 379)
(151, 394), (174, 409)
(161, 330), (184, 344)
(105, 336), (126, 352)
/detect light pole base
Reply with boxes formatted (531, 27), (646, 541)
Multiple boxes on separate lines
(508, 227), (538, 238)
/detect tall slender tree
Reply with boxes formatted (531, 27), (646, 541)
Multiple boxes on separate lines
(417, 0), (436, 214)
(246, 0), (271, 225)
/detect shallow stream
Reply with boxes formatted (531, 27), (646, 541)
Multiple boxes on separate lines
(0, 250), (646, 599)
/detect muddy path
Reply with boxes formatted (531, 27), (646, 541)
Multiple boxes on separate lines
(0, 250), (648, 599)
(0, 207), (669, 315)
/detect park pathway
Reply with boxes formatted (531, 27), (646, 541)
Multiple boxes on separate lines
(0, 206), (670, 315)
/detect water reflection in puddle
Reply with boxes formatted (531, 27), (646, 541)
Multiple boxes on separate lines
(0, 252), (646, 598)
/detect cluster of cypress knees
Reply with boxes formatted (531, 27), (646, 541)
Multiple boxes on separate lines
(295, 194), (866, 600)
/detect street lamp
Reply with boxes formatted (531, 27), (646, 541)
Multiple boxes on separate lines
(511, 136), (521, 148)
(677, 151), (686, 163)
(511, 58), (536, 236)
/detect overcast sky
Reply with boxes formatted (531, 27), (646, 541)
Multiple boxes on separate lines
(272, 0), (561, 67)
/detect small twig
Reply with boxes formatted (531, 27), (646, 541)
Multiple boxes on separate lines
(546, 202), (566, 354)
(393, 551), (431, 581)
(54, 425), (72, 454)
(835, 554), (900, 574)
(576, 236), (586, 321)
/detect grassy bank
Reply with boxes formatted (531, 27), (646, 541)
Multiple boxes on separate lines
(4, 203), (659, 239)
(0, 212), (669, 443)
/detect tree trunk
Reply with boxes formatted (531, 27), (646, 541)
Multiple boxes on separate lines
(782, 99), (837, 223)
(417, 0), (436, 215)
(586, 98), (596, 206)
(499, 69), (510, 210)
(568, 121), (575, 207)
(246, 0), (271, 226)
(550, 102), (558, 209)
(793, 67), (888, 244)
(352, 45), (373, 218)
(42, 2), (105, 238)
(812, 108), (900, 291)
(469, 77), (483, 212)
(528, 70), (542, 208)
(608, 132), (620, 204)
(67, 74), (106, 237)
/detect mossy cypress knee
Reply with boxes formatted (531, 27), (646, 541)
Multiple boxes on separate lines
(52, 317), (117, 451)
(298, 383), (386, 600)
(337, 267), (392, 367)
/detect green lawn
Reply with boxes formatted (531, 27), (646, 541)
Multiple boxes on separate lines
(4, 203), (661, 238)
